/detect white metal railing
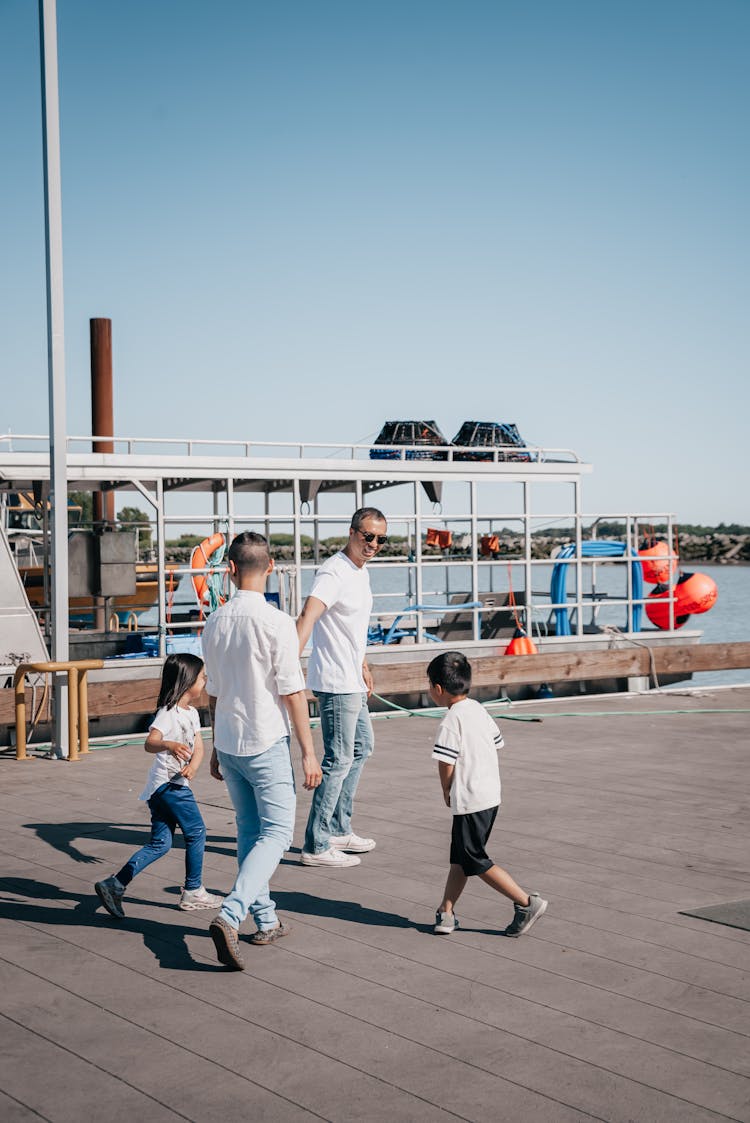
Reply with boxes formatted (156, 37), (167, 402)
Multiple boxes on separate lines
(0, 432), (583, 464)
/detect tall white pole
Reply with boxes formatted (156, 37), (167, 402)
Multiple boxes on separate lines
(39, 0), (70, 756)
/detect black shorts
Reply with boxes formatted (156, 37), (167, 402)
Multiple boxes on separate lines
(450, 806), (498, 876)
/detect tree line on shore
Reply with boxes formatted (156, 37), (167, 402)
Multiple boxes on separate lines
(162, 526), (750, 564)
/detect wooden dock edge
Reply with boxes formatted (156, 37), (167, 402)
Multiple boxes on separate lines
(2, 642), (749, 727)
(371, 641), (750, 693)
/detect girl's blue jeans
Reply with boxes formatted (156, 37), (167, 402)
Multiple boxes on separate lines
(116, 781), (206, 891)
(303, 692), (374, 855)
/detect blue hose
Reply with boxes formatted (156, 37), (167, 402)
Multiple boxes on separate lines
(551, 540), (643, 635)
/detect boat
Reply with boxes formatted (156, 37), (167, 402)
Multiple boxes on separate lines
(0, 424), (715, 746)
(4, 490), (180, 627)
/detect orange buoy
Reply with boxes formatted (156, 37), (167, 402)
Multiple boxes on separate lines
(504, 628), (538, 655)
(191, 532), (225, 607)
(645, 571), (718, 630)
(645, 586), (691, 630)
(638, 539), (678, 584)
(673, 571), (718, 615)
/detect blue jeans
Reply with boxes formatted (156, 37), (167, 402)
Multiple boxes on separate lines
(218, 737), (296, 932)
(117, 781), (206, 891)
(304, 692), (374, 855)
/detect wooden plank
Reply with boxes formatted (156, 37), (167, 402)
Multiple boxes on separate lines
(2, 643), (750, 725)
(370, 641), (750, 693)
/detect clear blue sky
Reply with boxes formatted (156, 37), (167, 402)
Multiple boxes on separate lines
(1, 0), (747, 524)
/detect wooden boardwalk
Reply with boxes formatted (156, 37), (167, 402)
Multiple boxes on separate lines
(1, 686), (749, 1122)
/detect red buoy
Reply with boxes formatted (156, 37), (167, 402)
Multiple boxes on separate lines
(645, 571), (718, 629)
(638, 540), (678, 584)
(645, 586), (691, 630)
(505, 629), (538, 655)
(674, 571), (718, 615)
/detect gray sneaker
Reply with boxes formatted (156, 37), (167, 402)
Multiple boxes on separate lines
(504, 893), (548, 937)
(95, 876), (125, 919)
(209, 916), (245, 970)
(434, 909), (459, 934)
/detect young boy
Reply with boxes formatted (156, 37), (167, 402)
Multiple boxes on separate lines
(428, 650), (547, 937)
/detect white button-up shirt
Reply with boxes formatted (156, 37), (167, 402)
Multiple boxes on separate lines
(202, 590), (305, 756)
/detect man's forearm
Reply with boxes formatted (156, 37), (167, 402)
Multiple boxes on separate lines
(282, 690), (315, 753)
(296, 595), (327, 655)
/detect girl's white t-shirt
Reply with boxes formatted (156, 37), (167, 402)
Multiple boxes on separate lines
(139, 705), (200, 801)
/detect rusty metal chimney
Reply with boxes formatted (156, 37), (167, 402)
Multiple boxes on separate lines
(90, 317), (115, 527)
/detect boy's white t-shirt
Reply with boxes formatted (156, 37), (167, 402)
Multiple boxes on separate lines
(305, 551), (373, 694)
(431, 698), (503, 814)
(139, 704), (200, 801)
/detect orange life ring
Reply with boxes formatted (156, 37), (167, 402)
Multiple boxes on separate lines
(191, 532), (225, 606)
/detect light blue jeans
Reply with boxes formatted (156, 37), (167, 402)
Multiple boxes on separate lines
(217, 737), (295, 932)
(304, 692), (374, 855)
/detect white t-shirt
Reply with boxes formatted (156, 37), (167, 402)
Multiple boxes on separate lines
(306, 551), (373, 694)
(202, 589), (305, 756)
(139, 704), (200, 801)
(432, 698), (503, 815)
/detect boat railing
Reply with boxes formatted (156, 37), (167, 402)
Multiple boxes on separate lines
(0, 432), (583, 465)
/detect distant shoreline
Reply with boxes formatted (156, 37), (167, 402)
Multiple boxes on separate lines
(161, 533), (750, 566)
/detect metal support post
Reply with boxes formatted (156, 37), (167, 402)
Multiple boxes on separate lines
(39, 0), (69, 757)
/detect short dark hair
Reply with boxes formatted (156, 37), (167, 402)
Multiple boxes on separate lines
(351, 506), (386, 531)
(228, 531), (271, 575)
(427, 650), (472, 695)
(157, 653), (204, 710)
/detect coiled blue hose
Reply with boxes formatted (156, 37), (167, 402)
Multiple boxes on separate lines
(551, 540), (643, 635)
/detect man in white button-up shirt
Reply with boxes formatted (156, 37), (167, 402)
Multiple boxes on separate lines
(203, 533), (321, 970)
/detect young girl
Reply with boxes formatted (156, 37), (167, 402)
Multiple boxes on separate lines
(95, 653), (223, 919)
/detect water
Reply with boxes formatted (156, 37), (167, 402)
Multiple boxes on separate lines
(686, 565), (750, 688)
(353, 559), (750, 689)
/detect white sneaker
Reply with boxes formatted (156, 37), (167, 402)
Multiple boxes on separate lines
(179, 886), (224, 911)
(329, 833), (376, 853)
(300, 848), (361, 868)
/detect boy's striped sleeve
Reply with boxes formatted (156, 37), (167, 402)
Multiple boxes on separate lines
(432, 717), (461, 764)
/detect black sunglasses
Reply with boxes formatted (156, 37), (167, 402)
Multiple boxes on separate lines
(355, 529), (388, 545)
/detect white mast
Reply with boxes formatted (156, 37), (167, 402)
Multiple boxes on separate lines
(39, 0), (70, 755)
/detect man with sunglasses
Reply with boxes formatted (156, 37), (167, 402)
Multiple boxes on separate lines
(298, 507), (388, 867)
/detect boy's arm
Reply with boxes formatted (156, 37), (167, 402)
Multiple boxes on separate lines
(281, 690), (323, 790)
(180, 730), (204, 780)
(438, 761), (454, 807)
(296, 595), (327, 655)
